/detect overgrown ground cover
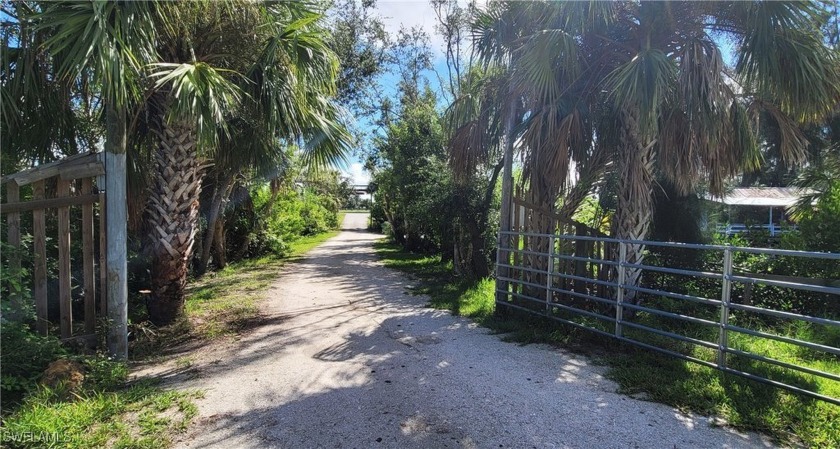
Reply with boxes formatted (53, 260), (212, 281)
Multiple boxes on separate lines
(0, 319), (202, 449)
(374, 240), (840, 448)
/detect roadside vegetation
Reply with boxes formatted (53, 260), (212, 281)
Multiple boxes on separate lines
(367, 2), (839, 447)
(375, 240), (840, 448)
(2, 0), (386, 443)
(1, 214), (343, 448)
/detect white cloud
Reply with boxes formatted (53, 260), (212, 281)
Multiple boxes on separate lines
(342, 162), (371, 185)
(376, 1), (445, 57)
(374, 0), (487, 60)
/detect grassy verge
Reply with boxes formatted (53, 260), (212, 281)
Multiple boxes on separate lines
(374, 240), (840, 448)
(2, 379), (201, 449)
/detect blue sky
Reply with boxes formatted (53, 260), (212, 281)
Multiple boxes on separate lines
(341, 1), (740, 186)
(340, 0), (470, 186)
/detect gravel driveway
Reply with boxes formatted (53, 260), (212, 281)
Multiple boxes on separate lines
(169, 213), (775, 449)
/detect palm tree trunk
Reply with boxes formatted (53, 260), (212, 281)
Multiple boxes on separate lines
(212, 214), (227, 269)
(614, 105), (654, 305)
(145, 120), (202, 325)
(196, 171), (232, 275)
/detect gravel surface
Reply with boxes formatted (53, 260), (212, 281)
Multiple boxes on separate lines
(166, 213), (775, 449)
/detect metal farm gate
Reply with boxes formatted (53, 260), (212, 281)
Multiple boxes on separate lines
(495, 199), (840, 406)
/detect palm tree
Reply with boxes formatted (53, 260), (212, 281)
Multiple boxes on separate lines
(143, 1), (349, 324)
(592, 1), (838, 303)
(468, 2), (615, 301)
(472, 1), (839, 305)
(444, 67), (507, 277)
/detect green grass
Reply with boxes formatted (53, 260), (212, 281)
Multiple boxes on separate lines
(374, 242), (495, 321)
(2, 380), (201, 449)
(374, 240), (840, 448)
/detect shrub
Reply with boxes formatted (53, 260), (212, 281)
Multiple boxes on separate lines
(0, 321), (68, 406)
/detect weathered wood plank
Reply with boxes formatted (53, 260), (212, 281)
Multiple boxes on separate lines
(59, 162), (105, 181)
(33, 181), (48, 335)
(99, 191), (107, 316)
(0, 193), (99, 214)
(57, 179), (72, 338)
(6, 182), (22, 317)
(82, 178), (96, 335)
(1, 151), (99, 186)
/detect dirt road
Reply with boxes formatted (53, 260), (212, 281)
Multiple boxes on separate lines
(170, 213), (772, 448)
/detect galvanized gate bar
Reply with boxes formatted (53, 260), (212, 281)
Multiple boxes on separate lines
(496, 229), (840, 407)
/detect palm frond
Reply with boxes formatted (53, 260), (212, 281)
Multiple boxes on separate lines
(749, 99), (809, 166)
(734, 1), (840, 123)
(37, 0), (156, 108)
(149, 62), (243, 140)
(299, 96), (352, 169)
(604, 49), (677, 138)
(514, 28), (579, 103)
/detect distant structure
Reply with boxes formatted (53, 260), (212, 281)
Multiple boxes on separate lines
(706, 187), (814, 237)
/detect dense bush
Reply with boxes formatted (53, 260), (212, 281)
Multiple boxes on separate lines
(371, 88), (451, 253)
(224, 182), (341, 260)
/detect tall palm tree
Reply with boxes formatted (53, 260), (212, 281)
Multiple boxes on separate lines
(468, 2), (615, 301)
(143, 1), (349, 324)
(472, 1), (839, 305)
(592, 1), (839, 303)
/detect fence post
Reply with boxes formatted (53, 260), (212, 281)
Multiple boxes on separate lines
(615, 242), (626, 337)
(32, 181), (48, 335)
(57, 179), (73, 338)
(6, 182), (22, 319)
(718, 246), (733, 368)
(494, 99), (516, 308)
(82, 178), (96, 336)
(546, 234), (555, 314)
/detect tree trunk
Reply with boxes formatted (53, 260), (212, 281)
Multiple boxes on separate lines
(613, 105), (655, 306)
(196, 171), (232, 275)
(495, 98), (517, 307)
(145, 120), (202, 325)
(520, 186), (555, 310)
(212, 214), (227, 269)
(468, 158), (505, 279)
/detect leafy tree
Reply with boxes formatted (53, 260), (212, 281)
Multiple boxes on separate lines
(327, 0), (390, 117)
(372, 86), (453, 254)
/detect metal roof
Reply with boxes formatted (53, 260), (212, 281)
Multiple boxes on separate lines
(706, 187), (814, 207)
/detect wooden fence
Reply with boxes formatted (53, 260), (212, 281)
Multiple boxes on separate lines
(506, 194), (612, 304)
(1, 152), (106, 343)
